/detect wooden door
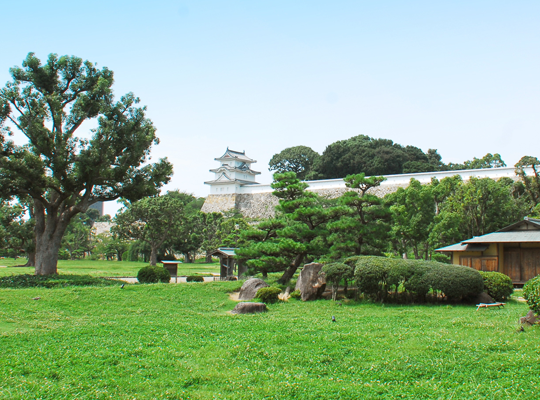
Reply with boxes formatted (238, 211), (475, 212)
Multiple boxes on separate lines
(521, 249), (540, 281)
(481, 257), (498, 272)
(504, 248), (521, 282)
(460, 257), (472, 268)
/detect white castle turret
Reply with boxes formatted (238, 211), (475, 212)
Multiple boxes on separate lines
(204, 148), (260, 194)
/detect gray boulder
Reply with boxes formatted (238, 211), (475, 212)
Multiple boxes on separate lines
(520, 310), (538, 326)
(475, 292), (495, 304)
(238, 278), (269, 300)
(231, 302), (267, 314)
(295, 263), (326, 301)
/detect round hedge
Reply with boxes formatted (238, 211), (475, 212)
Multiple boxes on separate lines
(479, 271), (513, 301)
(523, 275), (540, 314)
(137, 265), (171, 284)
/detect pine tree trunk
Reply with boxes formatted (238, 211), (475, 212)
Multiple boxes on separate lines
(206, 253), (213, 263)
(277, 253), (306, 284)
(278, 263), (300, 284)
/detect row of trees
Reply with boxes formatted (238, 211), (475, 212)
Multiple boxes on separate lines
(112, 191), (247, 265)
(269, 136), (507, 180)
(0, 191), (247, 265)
(238, 156), (540, 284)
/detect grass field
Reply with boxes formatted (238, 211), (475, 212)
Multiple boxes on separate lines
(0, 280), (538, 399)
(0, 259), (220, 278)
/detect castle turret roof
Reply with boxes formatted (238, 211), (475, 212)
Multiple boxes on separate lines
(215, 148), (256, 163)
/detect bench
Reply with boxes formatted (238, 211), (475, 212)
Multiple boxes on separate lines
(476, 302), (505, 311)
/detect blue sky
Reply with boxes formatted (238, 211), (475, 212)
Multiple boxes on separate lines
(2, 1), (539, 215)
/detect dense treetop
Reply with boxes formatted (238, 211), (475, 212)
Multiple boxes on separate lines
(269, 134), (507, 180)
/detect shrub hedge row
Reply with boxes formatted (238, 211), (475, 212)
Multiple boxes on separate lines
(0, 274), (119, 288)
(353, 256), (484, 302)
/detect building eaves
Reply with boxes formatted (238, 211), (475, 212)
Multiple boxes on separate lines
(435, 243), (489, 252)
(463, 231), (540, 243)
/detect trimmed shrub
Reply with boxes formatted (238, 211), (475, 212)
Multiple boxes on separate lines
(186, 276), (204, 282)
(289, 290), (301, 300)
(256, 287), (282, 303)
(523, 275), (540, 314)
(479, 271), (513, 301)
(137, 266), (171, 284)
(0, 274), (118, 288)
(353, 256), (484, 302)
(425, 263), (484, 301)
(321, 262), (354, 301)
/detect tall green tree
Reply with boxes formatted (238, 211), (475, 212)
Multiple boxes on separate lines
(0, 53), (172, 275)
(60, 212), (93, 259)
(434, 177), (528, 240)
(311, 135), (430, 179)
(238, 172), (343, 283)
(515, 156), (540, 208)
(0, 200), (34, 261)
(114, 196), (183, 266)
(386, 179), (435, 259)
(327, 173), (390, 259)
(448, 153), (506, 170)
(200, 212), (224, 262)
(269, 146), (320, 180)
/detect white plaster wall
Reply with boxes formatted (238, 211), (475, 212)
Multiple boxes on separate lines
(237, 166), (530, 194)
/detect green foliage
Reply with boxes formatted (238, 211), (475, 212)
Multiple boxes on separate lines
(321, 262), (354, 300)
(186, 276), (204, 282)
(425, 263), (484, 301)
(387, 179), (436, 260)
(479, 271), (513, 301)
(523, 275), (540, 314)
(0, 274), (118, 288)
(0, 52), (172, 275)
(311, 135), (432, 179)
(327, 173), (390, 259)
(515, 155), (540, 208)
(353, 256), (483, 302)
(269, 146), (321, 180)
(238, 172), (345, 283)
(256, 286), (282, 303)
(448, 153), (506, 170)
(289, 289), (301, 299)
(321, 263), (354, 284)
(137, 265), (170, 284)
(114, 195), (185, 266)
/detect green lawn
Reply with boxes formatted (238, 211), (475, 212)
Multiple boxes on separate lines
(0, 281), (538, 399)
(0, 259), (220, 278)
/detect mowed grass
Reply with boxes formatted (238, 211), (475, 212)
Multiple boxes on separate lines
(0, 259), (220, 278)
(0, 282), (539, 399)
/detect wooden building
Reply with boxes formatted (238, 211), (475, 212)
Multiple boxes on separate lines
(436, 217), (540, 284)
